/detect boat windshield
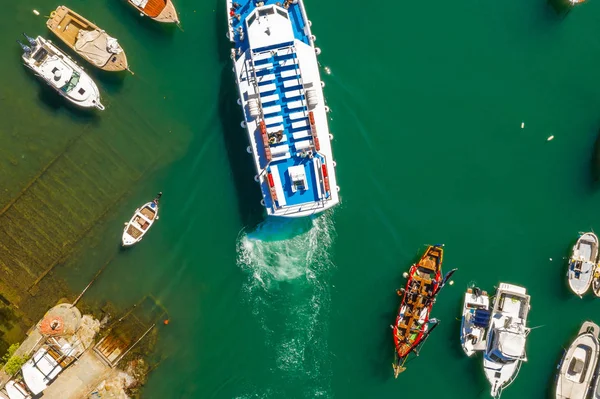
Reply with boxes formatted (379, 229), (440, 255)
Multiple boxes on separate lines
(489, 351), (514, 365)
(61, 72), (80, 93)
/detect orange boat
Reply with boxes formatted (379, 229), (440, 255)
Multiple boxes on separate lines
(127, 0), (180, 24)
(391, 245), (455, 377)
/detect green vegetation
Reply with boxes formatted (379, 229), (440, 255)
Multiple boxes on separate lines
(1, 343), (28, 375)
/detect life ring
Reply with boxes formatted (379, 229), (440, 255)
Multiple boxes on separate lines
(50, 11), (56, 18)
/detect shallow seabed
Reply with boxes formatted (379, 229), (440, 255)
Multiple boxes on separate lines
(2, 0), (600, 398)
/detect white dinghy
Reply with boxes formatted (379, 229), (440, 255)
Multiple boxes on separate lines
(556, 321), (600, 399)
(122, 193), (161, 247)
(568, 232), (599, 297)
(460, 286), (490, 357)
(18, 34), (104, 110)
(483, 283), (531, 398)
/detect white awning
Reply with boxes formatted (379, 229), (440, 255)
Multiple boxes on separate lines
(21, 349), (62, 395)
(498, 331), (526, 358)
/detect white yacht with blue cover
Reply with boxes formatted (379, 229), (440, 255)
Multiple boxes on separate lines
(226, 0), (339, 217)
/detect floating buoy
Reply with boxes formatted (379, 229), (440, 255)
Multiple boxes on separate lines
(449, 281), (454, 286)
(315, 47), (321, 56)
(240, 121), (247, 128)
(547, 135), (555, 141)
(549, 258), (553, 261)
(163, 319), (170, 325)
(521, 122), (525, 129)
(402, 272), (409, 278)
(33, 9), (40, 15)
(247, 146), (252, 154)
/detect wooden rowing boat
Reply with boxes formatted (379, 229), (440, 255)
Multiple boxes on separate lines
(122, 193), (162, 247)
(127, 0), (180, 24)
(392, 245), (444, 377)
(46, 6), (129, 72)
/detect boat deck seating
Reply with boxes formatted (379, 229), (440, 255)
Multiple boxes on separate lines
(262, 105), (282, 115)
(252, 51), (273, 62)
(269, 166), (287, 206)
(289, 111), (306, 120)
(283, 78), (302, 88)
(292, 120), (309, 129)
(287, 100), (305, 110)
(284, 90), (302, 99)
(279, 58), (299, 67)
(259, 83), (277, 93)
(264, 115), (284, 126)
(260, 93), (279, 104)
(292, 130), (311, 140)
(281, 69), (300, 79)
(294, 140), (312, 151)
(258, 73), (276, 83)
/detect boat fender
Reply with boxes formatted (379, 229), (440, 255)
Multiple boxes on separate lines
(240, 121), (247, 128)
(315, 47), (321, 56)
(260, 199), (265, 206)
(321, 81), (325, 88)
(163, 319), (170, 325)
(329, 134), (333, 140)
(332, 161), (336, 167)
(325, 106), (330, 113)
(247, 146), (252, 154)
(254, 175), (259, 182)
(310, 35), (316, 42)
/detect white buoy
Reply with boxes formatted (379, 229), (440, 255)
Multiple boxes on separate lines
(240, 121), (247, 128)
(549, 258), (553, 261)
(547, 135), (555, 141)
(521, 122), (525, 129)
(315, 47), (321, 56)
(402, 272), (409, 278)
(449, 281), (454, 286)
(247, 146), (252, 154)
(33, 9), (40, 15)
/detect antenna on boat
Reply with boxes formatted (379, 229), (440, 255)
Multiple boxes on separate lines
(126, 67), (135, 76)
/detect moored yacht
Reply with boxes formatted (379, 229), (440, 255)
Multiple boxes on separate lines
(226, 0), (339, 217)
(18, 34), (104, 110)
(460, 286), (490, 357)
(567, 232), (599, 297)
(556, 321), (600, 399)
(483, 283), (531, 398)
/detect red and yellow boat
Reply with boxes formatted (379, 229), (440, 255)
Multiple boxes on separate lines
(392, 245), (447, 377)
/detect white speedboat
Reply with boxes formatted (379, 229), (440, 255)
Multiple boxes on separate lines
(122, 193), (161, 247)
(460, 286), (490, 357)
(226, 0), (339, 217)
(568, 232), (599, 297)
(483, 283), (531, 398)
(18, 34), (104, 110)
(556, 321), (600, 399)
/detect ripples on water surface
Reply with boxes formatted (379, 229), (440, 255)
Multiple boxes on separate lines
(236, 214), (336, 398)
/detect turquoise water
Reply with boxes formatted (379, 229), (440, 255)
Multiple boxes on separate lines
(3, 0), (600, 398)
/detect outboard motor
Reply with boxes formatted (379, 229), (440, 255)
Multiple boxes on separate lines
(22, 33), (37, 47)
(16, 40), (31, 54)
(473, 287), (481, 297)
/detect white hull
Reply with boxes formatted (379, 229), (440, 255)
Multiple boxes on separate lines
(20, 36), (104, 110)
(482, 283), (530, 398)
(122, 201), (159, 246)
(460, 287), (490, 357)
(568, 232), (599, 297)
(556, 321), (600, 399)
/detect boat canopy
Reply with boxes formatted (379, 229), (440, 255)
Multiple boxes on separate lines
(74, 30), (121, 68)
(21, 348), (64, 394)
(473, 309), (491, 328)
(498, 331), (526, 359)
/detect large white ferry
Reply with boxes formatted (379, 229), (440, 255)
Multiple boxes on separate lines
(226, 0), (339, 217)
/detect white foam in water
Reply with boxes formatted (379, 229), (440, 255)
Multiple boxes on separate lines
(236, 213), (335, 397)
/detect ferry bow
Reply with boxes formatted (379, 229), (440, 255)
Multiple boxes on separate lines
(226, 0), (339, 217)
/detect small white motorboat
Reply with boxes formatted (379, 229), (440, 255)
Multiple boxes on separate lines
(460, 286), (490, 357)
(122, 192), (161, 247)
(483, 283), (531, 398)
(18, 34), (104, 110)
(568, 232), (599, 298)
(556, 321), (600, 399)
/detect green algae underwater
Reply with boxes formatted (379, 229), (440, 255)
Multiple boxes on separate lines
(3, 0), (600, 398)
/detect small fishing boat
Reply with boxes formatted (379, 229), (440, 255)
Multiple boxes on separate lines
(556, 321), (600, 399)
(568, 232), (599, 297)
(391, 245), (457, 377)
(18, 34), (104, 110)
(122, 193), (162, 247)
(483, 283), (531, 398)
(460, 286), (490, 357)
(46, 6), (129, 72)
(127, 0), (179, 24)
